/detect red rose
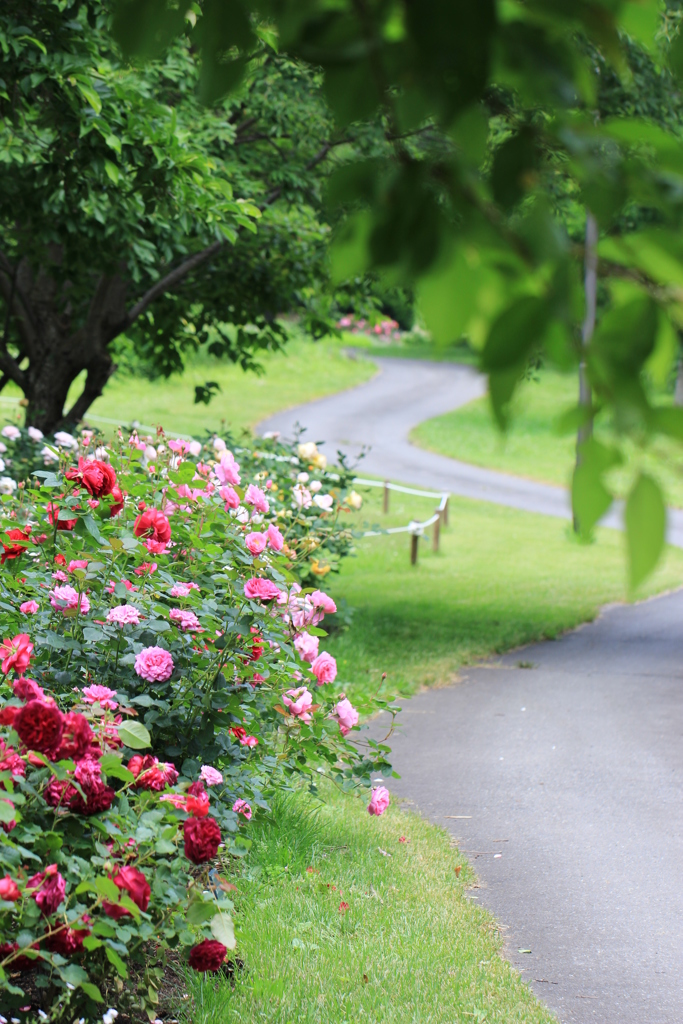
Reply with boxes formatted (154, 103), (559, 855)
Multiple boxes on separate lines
(102, 865), (151, 920)
(54, 554), (67, 566)
(15, 699), (64, 754)
(127, 754), (178, 792)
(50, 712), (93, 762)
(133, 508), (171, 545)
(0, 633), (34, 675)
(108, 484), (124, 517)
(46, 502), (77, 531)
(44, 923), (89, 955)
(184, 816), (221, 864)
(27, 865), (66, 916)
(66, 457), (117, 498)
(0, 875), (20, 901)
(187, 779), (206, 797)
(1, 526), (31, 564)
(0, 704), (18, 726)
(45, 759), (115, 816)
(188, 939), (227, 972)
(13, 676), (44, 702)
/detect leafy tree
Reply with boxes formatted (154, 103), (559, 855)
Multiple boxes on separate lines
(0, 1), (338, 431)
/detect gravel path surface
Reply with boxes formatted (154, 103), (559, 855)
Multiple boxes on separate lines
(260, 355), (683, 1022)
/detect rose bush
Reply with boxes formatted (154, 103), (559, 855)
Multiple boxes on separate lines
(0, 427), (394, 1019)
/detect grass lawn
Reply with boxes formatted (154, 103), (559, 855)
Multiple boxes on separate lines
(184, 786), (556, 1024)
(411, 369), (683, 508)
(323, 486), (683, 705)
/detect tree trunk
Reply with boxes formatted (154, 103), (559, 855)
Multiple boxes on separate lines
(674, 344), (683, 407)
(573, 210), (598, 533)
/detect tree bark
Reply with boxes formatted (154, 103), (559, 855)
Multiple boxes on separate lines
(573, 209), (598, 533)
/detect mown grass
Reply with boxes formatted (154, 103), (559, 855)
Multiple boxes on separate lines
(411, 368), (683, 508)
(323, 486), (683, 705)
(184, 786), (557, 1024)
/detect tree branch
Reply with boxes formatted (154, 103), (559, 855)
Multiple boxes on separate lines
(0, 250), (38, 357)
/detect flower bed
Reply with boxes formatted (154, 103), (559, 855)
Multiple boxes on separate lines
(0, 428), (394, 1020)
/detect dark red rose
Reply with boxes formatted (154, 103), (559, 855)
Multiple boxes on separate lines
(133, 508), (171, 545)
(2, 526), (31, 564)
(187, 779), (206, 797)
(127, 754), (178, 792)
(184, 816), (221, 864)
(102, 866), (151, 920)
(0, 704), (19, 726)
(108, 484), (124, 517)
(15, 699), (64, 754)
(0, 940), (39, 971)
(44, 923), (90, 955)
(50, 712), (93, 761)
(27, 864), (66, 915)
(188, 939), (227, 972)
(46, 501), (78, 531)
(13, 676), (44, 702)
(45, 758), (115, 815)
(66, 457), (117, 498)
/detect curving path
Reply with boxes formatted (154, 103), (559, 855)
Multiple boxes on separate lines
(259, 355), (683, 1023)
(259, 355), (683, 546)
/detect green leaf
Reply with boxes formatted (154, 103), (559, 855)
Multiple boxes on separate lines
(62, 963), (89, 986)
(186, 900), (218, 925)
(625, 473), (666, 590)
(104, 160), (120, 185)
(491, 127), (540, 211)
(105, 945), (129, 979)
(417, 246), (477, 346)
(0, 800), (17, 823)
(81, 981), (104, 1002)
(100, 754), (135, 783)
(83, 514), (104, 544)
(75, 79), (102, 114)
(117, 721), (151, 750)
(95, 875), (120, 901)
(482, 296), (549, 373)
(210, 911), (236, 950)
(572, 463), (612, 538)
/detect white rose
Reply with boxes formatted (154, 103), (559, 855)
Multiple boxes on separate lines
(1, 425), (20, 441)
(41, 446), (59, 464)
(95, 446), (110, 461)
(0, 458), (5, 473)
(309, 479), (322, 493)
(213, 437), (226, 452)
(313, 493), (334, 511)
(189, 440), (202, 457)
(232, 505), (250, 523)
(346, 490), (363, 510)
(27, 426), (43, 442)
(144, 445), (157, 462)
(54, 430), (76, 448)
(0, 442), (6, 454)
(0, 476), (17, 494)
(297, 472), (309, 483)
(298, 441), (318, 461)
(292, 484), (312, 509)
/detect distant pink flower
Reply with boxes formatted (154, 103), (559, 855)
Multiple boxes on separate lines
(82, 684), (118, 711)
(245, 532), (267, 555)
(107, 605), (140, 627)
(332, 697), (358, 736)
(266, 523), (284, 550)
(106, 578), (138, 595)
(51, 570), (68, 582)
(232, 799), (252, 820)
(19, 600), (39, 615)
(282, 686), (313, 723)
(244, 484), (269, 514)
(200, 766), (223, 786)
(244, 577), (281, 601)
(368, 786), (390, 817)
(310, 651), (337, 685)
(68, 559), (88, 572)
(215, 451), (241, 486)
(294, 632), (319, 664)
(219, 485), (240, 510)
(168, 439), (191, 454)
(135, 646), (173, 682)
(292, 484), (312, 509)
(170, 608), (201, 632)
(133, 561), (157, 576)
(50, 586), (89, 615)
(169, 581), (200, 597)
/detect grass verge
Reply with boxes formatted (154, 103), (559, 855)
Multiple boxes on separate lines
(324, 487), (683, 704)
(184, 786), (557, 1024)
(411, 368), (683, 508)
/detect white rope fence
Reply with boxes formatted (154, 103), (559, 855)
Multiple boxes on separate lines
(352, 477), (450, 564)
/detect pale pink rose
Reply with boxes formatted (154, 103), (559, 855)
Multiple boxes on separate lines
(313, 494), (334, 511)
(368, 786), (390, 817)
(332, 697), (358, 736)
(20, 600), (39, 615)
(82, 684), (118, 710)
(219, 485), (240, 510)
(50, 585), (90, 615)
(233, 798), (252, 820)
(107, 605), (141, 626)
(292, 484), (312, 509)
(51, 570), (68, 582)
(244, 577), (281, 601)
(213, 437), (226, 452)
(244, 484), (269, 514)
(282, 686), (313, 723)
(169, 581), (200, 598)
(266, 523), (284, 551)
(294, 632), (319, 664)
(189, 440), (202, 457)
(168, 439), (191, 454)
(245, 532), (267, 555)
(200, 766), (223, 786)
(311, 591), (337, 616)
(215, 451), (241, 486)
(310, 651), (337, 685)
(170, 608), (201, 632)
(68, 559), (88, 572)
(135, 646), (174, 682)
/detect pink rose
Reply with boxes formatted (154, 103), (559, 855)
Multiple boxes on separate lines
(368, 786), (390, 817)
(169, 582), (199, 597)
(245, 532), (267, 555)
(200, 765), (223, 786)
(310, 651), (337, 685)
(20, 600), (39, 615)
(51, 570), (68, 582)
(50, 586), (89, 615)
(294, 632), (319, 664)
(27, 865), (66, 916)
(107, 605), (140, 626)
(282, 686), (313, 723)
(332, 697), (358, 736)
(170, 608), (201, 632)
(266, 523), (284, 550)
(215, 451), (241, 486)
(244, 484), (269, 514)
(82, 684), (118, 710)
(219, 485), (240, 510)
(311, 590), (337, 616)
(232, 798), (252, 820)
(135, 646), (174, 682)
(244, 577), (281, 601)
(68, 559), (88, 572)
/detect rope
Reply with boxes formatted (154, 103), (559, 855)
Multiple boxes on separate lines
(352, 477), (449, 537)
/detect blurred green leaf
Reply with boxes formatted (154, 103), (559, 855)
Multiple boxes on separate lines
(626, 473), (666, 589)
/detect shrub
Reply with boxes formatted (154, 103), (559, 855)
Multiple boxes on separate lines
(0, 429), (393, 1019)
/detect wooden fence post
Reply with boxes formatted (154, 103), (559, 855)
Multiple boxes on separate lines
(443, 498), (449, 527)
(410, 532), (419, 565)
(383, 481), (390, 514)
(432, 510), (440, 553)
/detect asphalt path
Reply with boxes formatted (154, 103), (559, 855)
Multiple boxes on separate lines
(259, 355), (683, 1022)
